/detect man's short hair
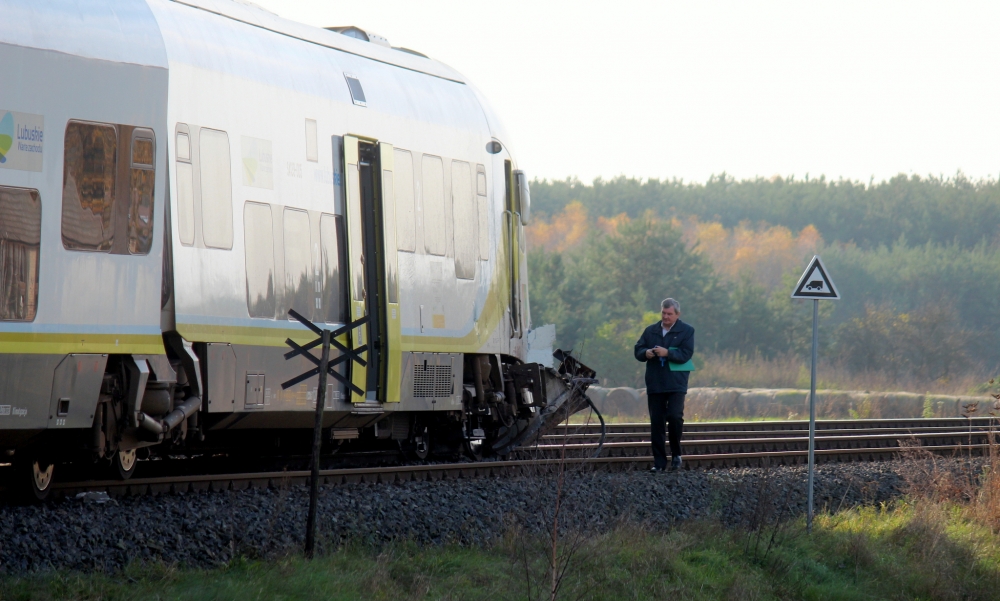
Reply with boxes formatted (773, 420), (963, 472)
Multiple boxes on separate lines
(661, 298), (680, 312)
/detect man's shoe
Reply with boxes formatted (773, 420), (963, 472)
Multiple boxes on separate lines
(670, 456), (682, 470)
(650, 466), (665, 473)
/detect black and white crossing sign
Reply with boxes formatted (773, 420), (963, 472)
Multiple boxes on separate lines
(281, 308), (368, 557)
(791, 255), (840, 300)
(790, 254), (841, 535)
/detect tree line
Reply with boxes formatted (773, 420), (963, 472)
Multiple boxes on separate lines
(527, 175), (1000, 389)
(533, 174), (1000, 250)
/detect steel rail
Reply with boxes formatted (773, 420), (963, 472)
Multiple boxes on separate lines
(544, 428), (1000, 442)
(2, 418), (991, 500)
(545, 425), (999, 443)
(521, 430), (995, 458)
(557, 417), (1000, 434)
(33, 441), (991, 498)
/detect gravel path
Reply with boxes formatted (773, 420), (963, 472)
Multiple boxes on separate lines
(0, 458), (978, 573)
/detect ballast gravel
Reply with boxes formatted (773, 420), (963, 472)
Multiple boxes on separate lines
(0, 458), (981, 573)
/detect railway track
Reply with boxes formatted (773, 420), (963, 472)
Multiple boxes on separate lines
(529, 417), (1000, 457)
(2, 417), (995, 500)
(554, 417), (1000, 436)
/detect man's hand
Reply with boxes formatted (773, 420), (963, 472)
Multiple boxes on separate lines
(645, 349), (655, 359)
(652, 346), (669, 358)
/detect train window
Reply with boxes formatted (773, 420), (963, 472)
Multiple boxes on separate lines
(161, 196), (173, 310)
(476, 168), (489, 260)
(452, 160), (475, 280)
(61, 121), (117, 251)
(381, 169), (399, 302)
(344, 74), (367, 107)
(346, 165), (364, 301)
(319, 213), (346, 323)
(393, 149), (415, 252)
(200, 128), (233, 249)
(176, 131), (190, 161)
(243, 202), (275, 318)
(0, 186), (40, 321)
(421, 154), (446, 256)
(175, 131), (195, 245)
(331, 135), (345, 215)
(305, 119), (318, 162)
(132, 136), (154, 167)
(477, 171), (487, 196)
(128, 130), (155, 255)
(283, 208), (312, 317)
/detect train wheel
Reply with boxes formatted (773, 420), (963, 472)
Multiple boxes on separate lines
(17, 457), (54, 502)
(413, 425), (430, 460)
(464, 439), (484, 461)
(112, 449), (137, 480)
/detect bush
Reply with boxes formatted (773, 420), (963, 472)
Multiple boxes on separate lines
(836, 303), (972, 383)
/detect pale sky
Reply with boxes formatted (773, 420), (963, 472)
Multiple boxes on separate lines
(252, 0), (1000, 184)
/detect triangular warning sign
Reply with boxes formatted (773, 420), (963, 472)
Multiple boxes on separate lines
(791, 255), (840, 300)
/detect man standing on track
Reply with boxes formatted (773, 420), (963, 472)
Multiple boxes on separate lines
(634, 298), (695, 472)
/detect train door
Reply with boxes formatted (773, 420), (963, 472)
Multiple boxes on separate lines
(343, 135), (402, 404)
(503, 159), (526, 339)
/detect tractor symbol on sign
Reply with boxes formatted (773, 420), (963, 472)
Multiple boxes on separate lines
(805, 280), (824, 291)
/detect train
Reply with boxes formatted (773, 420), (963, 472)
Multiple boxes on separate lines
(0, 0), (594, 500)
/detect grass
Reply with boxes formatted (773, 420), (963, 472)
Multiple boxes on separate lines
(0, 545), (506, 601)
(4, 501), (1000, 601)
(690, 352), (992, 396)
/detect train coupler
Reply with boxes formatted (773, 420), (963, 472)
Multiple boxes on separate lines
(491, 350), (597, 455)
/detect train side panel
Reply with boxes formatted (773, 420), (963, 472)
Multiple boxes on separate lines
(0, 0), (168, 447)
(150, 0), (523, 422)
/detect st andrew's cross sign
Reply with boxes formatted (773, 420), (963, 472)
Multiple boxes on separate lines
(281, 308), (369, 557)
(282, 308), (369, 396)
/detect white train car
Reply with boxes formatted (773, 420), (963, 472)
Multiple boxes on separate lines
(0, 0), (588, 499)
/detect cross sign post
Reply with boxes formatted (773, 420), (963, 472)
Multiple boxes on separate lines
(282, 308), (369, 557)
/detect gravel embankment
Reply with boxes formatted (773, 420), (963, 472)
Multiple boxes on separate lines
(0, 459), (978, 573)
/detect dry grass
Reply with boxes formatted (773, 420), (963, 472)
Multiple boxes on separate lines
(971, 437), (1000, 532)
(897, 428), (1000, 534)
(691, 351), (992, 396)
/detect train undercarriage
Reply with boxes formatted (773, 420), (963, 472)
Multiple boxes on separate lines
(4, 339), (596, 501)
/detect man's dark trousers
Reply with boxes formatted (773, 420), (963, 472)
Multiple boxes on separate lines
(648, 392), (685, 469)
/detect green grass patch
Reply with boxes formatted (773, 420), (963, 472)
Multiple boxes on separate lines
(4, 501), (1000, 600)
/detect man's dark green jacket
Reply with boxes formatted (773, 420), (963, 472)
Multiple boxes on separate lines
(633, 319), (695, 394)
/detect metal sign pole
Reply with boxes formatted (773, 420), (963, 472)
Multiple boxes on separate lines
(282, 308), (369, 558)
(807, 299), (818, 534)
(791, 255), (839, 535)
(305, 328), (331, 557)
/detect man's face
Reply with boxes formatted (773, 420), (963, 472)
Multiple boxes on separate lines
(661, 306), (679, 328)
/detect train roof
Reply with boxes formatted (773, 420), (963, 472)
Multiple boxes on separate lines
(0, 0), (514, 154)
(0, 0), (168, 69)
(169, 0), (467, 84)
(0, 0), (465, 84)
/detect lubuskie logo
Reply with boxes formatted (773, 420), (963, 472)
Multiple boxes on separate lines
(0, 112), (13, 164)
(17, 122), (43, 149)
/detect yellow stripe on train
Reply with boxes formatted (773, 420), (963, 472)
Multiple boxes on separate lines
(0, 333), (165, 355)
